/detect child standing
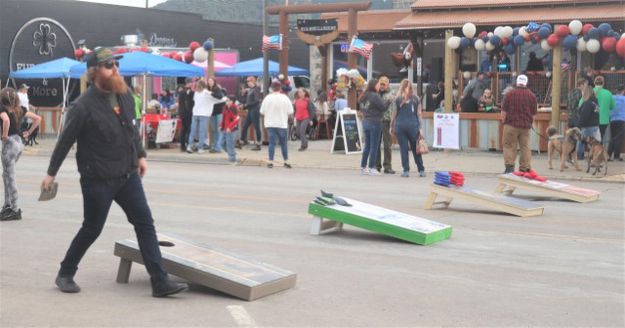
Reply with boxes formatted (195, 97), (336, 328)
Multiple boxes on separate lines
(221, 95), (240, 163)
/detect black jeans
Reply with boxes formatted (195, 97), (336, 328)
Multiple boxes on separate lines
(608, 120), (625, 159)
(240, 108), (261, 143)
(58, 172), (168, 285)
(180, 115), (192, 150)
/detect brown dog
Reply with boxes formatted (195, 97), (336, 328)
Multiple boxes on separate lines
(547, 126), (582, 171)
(585, 136), (608, 176)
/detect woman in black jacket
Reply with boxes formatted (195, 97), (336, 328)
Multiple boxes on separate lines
(577, 85), (600, 160)
(358, 79), (388, 176)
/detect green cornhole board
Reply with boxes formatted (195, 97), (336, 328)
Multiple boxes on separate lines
(114, 233), (296, 301)
(307, 197), (451, 245)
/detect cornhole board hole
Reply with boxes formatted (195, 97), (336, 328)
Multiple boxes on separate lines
(424, 184), (544, 217)
(114, 233), (296, 301)
(307, 197), (451, 245)
(495, 173), (600, 203)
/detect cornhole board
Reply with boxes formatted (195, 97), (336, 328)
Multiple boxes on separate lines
(495, 173), (600, 203)
(114, 233), (296, 301)
(424, 184), (544, 217)
(307, 197), (452, 245)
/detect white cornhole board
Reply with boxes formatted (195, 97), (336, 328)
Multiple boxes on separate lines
(495, 173), (600, 203)
(114, 233), (296, 301)
(424, 184), (545, 217)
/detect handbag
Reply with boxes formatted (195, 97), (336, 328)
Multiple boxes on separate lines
(417, 135), (429, 154)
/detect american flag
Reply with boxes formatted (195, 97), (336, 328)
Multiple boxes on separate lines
(348, 36), (373, 60)
(262, 34), (282, 51)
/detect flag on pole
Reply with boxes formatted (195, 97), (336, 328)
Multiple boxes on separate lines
(348, 36), (373, 60)
(262, 34), (283, 51)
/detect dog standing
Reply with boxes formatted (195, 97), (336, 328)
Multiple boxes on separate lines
(547, 126), (582, 171)
(585, 136), (608, 175)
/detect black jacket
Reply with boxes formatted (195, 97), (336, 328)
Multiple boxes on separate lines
(578, 96), (599, 128)
(178, 87), (194, 120)
(47, 86), (146, 179)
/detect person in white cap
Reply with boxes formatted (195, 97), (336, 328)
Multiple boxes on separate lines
(17, 84), (36, 112)
(500, 74), (537, 174)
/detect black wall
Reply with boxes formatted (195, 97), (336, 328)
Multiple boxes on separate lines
(0, 0), (309, 104)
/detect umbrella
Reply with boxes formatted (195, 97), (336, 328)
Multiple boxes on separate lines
(69, 51), (204, 77)
(215, 58), (308, 77)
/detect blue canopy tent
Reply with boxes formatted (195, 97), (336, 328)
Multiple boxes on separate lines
(70, 52), (204, 146)
(9, 57), (83, 137)
(215, 58), (308, 77)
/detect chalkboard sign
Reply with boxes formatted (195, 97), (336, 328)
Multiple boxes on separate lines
(331, 110), (362, 154)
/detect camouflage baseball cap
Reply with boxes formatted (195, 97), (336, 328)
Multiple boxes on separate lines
(86, 47), (123, 68)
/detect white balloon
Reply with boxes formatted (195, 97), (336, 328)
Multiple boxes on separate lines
(545, 71), (552, 78)
(568, 20), (583, 35)
(494, 26), (504, 38)
(463, 71), (471, 79)
(193, 47), (208, 62)
(586, 39), (600, 53)
(503, 26), (513, 38)
(485, 41), (495, 51)
(463, 22), (476, 38)
(576, 38), (587, 52)
(519, 27), (528, 37)
(447, 36), (461, 49)
(474, 39), (485, 51)
(621, 33), (625, 40)
(487, 32), (494, 38)
(541, 39), (552, 51)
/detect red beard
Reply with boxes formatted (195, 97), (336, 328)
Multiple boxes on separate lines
(97, 71), (128, 94)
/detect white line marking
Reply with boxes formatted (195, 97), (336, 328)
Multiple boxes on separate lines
(227, 305), (257, 327)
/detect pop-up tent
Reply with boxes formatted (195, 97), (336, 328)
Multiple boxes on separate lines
(9, 57), (83, 137)
(215, 58), (308, 77)
(69, 51), (204, 77)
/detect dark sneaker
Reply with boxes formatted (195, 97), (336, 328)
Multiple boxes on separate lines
(504, 165), (514, 174)
(267, 163), (274, 168)
(0, 205), (10, 216)
(0, 208), (21, 221)
(383, 168), (396, 174)
(152, 278), (188, 298)
(284, 163), (292, 169)
(55, 275), (81, 293)
(251, 145), (261, 151)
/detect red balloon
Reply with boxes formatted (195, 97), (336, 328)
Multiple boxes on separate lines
(555, 25), (570, 37)
(183, 51), (193, 63)
(189, 41), (201, 51)
(74, 48), (84, 59)
(547, 34), (560, 47)
(602, 37), (617, 52)
(174, 53), (183, 61)
(616, 38), (625, 58)
(478, 31), (488, 38)
(582, 24), (594, 36)
(116, 48), (127, 54)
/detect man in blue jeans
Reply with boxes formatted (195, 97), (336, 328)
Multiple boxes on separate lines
(260, 80), (293, 168)
(41, 48), (187, 297)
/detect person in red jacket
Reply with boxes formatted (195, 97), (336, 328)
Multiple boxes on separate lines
(221, 95), (240, 163)
(293, 88), (316, 151)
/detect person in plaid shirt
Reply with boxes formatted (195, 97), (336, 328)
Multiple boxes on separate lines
(501, 74), (537, 173)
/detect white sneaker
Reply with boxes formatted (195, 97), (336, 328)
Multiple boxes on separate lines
(197, 149), (205, 154)
(368, 169), (381, 176)
(360, 167), (369, 175)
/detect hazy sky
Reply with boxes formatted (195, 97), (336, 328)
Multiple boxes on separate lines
(74, 0), (169, 8)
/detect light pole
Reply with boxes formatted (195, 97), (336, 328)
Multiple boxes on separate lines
(262, 0), (269, 94)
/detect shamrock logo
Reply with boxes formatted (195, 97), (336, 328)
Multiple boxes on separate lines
(33, 23), (57, 56)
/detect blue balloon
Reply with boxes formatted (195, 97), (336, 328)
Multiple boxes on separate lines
(583, 34), (590, 41)
(481, 36), (489, 43)
(538, 27), (551, 39)
(513, 35), (525, 46)
(490, 35), (501, 47)
(460, 37), (471, 49)
(588, 27), (601, 40)
(563, 35), (578, 50)
(598, 23), (612, 36)
(513, 27), (520, 36)
(203, 40), (214, 51)
(608, 30), (619, 38)
(504, 44), (516, 55)
(540, 23), (552, 32)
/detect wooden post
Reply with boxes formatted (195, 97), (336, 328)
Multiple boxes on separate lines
(279, 11), (289, 77)
(444, 29), (454, 113)
(415, 34), (424, 96)
(551, 37), (562, 128)
(207, 48), (215, 79)
(320, 45), (328, 92)
(347, 8), (357, 109)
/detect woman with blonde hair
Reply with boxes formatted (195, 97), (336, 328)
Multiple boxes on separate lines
(390, 79), (426, 177)
(0, 87), (41, 220)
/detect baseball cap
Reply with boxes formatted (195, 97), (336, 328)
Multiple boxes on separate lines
(86, 47), (123, 68)
(19, 83), (30, 89)
(516, 74), (528, 86)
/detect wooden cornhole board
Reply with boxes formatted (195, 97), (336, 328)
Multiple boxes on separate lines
(496, 173), (600, 203)
(424, 184), (545, 217)
(307, 197), (452, 245)
(114, 233), (296, 301)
